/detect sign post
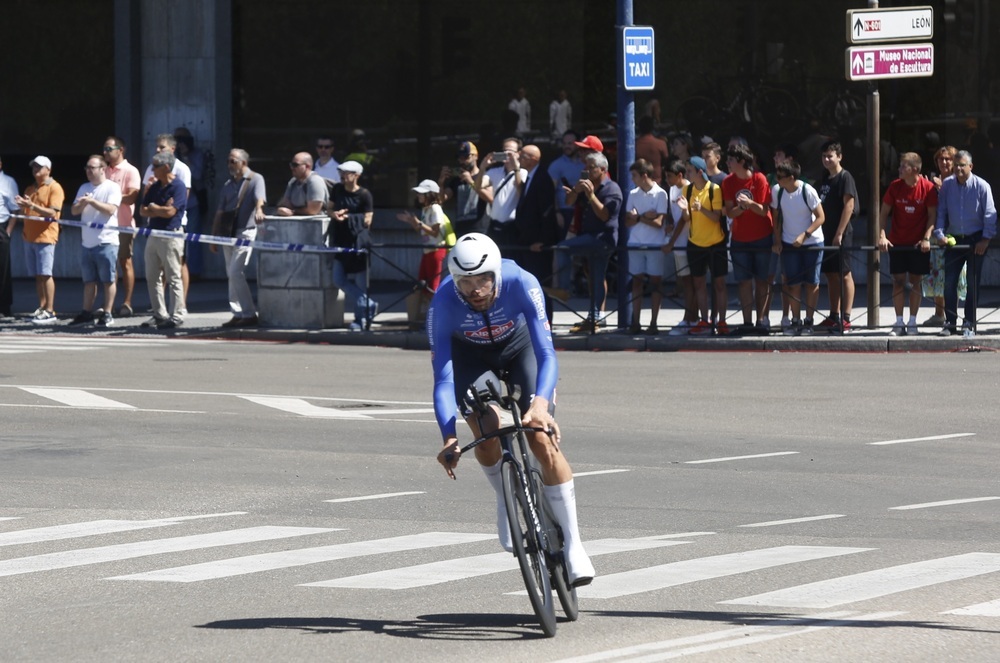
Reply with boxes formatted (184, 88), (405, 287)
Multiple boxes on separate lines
(845, 3), (935, 329)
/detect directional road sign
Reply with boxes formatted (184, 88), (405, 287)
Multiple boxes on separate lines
(622, 26), (655, 91)
(845, 43), (934, 81)
(846, 6), (934, 44)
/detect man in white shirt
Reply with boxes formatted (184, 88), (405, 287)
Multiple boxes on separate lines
(313, 135), (341, 183)
(474, 137), (527, 250)
(70, 155), (122, 327)
(624, 159), (668, 334)
(508, 87), (531, 137)
(549, 90), (572, 141)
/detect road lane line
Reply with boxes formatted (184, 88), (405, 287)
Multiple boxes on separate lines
(110, 532), (491, 582)
(240, 396), (372, 419)
(721, 552), (1000, 609)
(578, 546), (873, 600)
(574, 469), (631, 477)
(0, 517), (22, 522)
(889, 496), (1000, 510)
(944, 598), (1000, 616)
(0, 526), (334, 577)
(739, 515), (845, 528)
(0, 512), (246, 547)
(325, 492), (425, 503)
(685, 451), (799, 465)
(19, 387), (136, 409)
(869, 433), (975, 446)
(309, 537), (687, 590)
(550, 611), (903, 662)
(638, 532), (715, 540)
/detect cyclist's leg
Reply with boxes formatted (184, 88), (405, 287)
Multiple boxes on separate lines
(507, 338), (595, 586)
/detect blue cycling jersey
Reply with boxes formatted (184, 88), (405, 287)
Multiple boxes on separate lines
(427, 259), (558, 438)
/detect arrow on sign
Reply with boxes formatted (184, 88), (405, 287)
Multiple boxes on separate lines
(854, 17), (863, 37)
(852, 53), (864, 74)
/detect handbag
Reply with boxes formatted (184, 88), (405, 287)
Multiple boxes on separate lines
(214, 177), (249, 237)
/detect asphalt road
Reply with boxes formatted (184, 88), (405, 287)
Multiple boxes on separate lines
(1, 337), (998, 662)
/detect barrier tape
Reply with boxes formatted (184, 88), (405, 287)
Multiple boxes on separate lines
(10, 213), (361, 255)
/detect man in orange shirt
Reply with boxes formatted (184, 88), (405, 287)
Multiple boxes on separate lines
(13, 156), (64, 322)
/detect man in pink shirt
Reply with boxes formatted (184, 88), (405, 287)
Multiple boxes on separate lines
(102, 136), (142, 317)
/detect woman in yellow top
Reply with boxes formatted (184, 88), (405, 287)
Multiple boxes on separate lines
(674, 156), (728, 335)
(398, 179), (456, 327)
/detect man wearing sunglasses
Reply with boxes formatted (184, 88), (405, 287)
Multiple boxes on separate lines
(313, 136), (341, 183)
(276, 152), (327, 217)
(102, 137), (141, 317)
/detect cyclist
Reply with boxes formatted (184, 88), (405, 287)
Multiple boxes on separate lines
(430, 233), (595, 587)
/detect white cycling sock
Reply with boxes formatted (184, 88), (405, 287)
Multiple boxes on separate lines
(544, 479), (595, 585)
(482, 459), (513, 552)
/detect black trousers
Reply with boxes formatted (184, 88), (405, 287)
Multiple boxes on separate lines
(0, 227), (12, 315)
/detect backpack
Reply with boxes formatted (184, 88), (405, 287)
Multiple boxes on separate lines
(685, 182), (726, 240)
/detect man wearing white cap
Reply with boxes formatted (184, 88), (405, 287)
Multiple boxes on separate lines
(14, 156), (65, 322)
(328, 160), (376, 330)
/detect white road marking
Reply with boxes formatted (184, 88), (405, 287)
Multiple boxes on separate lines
(685, 451), (799, 464)
(721, 552), (1000, 609)
(19, 387), (136, 409)
(0, 404), (205, 414)
(110, 532), (490, 582)
(574, 469), (631, 477)
(944, 598), (1000, 616)
(638, 532), (715, 540)
(869, 433), (975, 446)
(550, 611), (904, 662)
(739, 514), (845, 528)
(889, 496), (1000, 510)
(325, 491), (425, 503)
(240, 396), (372, 419)
(307, 537), (687, 590)
(0, 512), (246, 547)
(0, 349), (42, 354)
(0, 517), (22, 522)
(578, 545), (873, 600)
(0, 345), (93, 352)
(0, 526), (333, 578)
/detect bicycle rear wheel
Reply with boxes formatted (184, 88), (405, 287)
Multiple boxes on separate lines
(503, 459), (557, 637)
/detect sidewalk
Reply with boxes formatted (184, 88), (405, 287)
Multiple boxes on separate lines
(3, 278), (999, 352)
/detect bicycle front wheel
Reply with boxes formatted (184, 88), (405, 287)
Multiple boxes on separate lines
(503, 460), (557, 637)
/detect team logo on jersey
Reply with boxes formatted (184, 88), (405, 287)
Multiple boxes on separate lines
(528, 287), (546, 321)
(464, 319), (515, 341)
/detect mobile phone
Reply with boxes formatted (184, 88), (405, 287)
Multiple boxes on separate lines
(492, 151), (508, 162)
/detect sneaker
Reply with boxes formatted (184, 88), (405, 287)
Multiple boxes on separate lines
(69, 311), (94, 326)
(628, 322), (642, 334)
(668, 321), (691, 336)
(889, 323), (904, 337)
(801, 319), (814, 335)
(715, 320), (730, 336)
(141, 316), (167, 328)
(962, 321), (976, 339)
(817, 317), (838, 330)
(939, 325), (957, 336)
(645, 324), (659, 335)
(116, 304), (134, 318)
(156, 318), (182, 330)
(756, 318), (771, 334)
(906, 320), (919, 336)
(565, 541), (596, 588)
(922, 313), (945, 328)
(348, 321), (363, 332)
(783, 318), (802, 336)
(221, 316), (242, 328)
(31, 310), (56, 324)
(688, 320), (712, 335)
(840, 318), (853, 333)
(97, 312), (114, 327)
(780, 316), (792, 334)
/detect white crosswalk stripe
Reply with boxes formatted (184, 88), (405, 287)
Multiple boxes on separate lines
(0, 526), (334, 577)
(110, 532), (492, 582)
(721, 552), (1000, 609)
(578, 546), (874, 600)
(944, 598), (1000, 616)
(0, 513), (245, 547)
(309, 537), (686, 590)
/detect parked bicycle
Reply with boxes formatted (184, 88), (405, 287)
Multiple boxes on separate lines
(446, 371), (578, 637)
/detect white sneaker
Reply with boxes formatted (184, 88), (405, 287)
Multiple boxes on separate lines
(668, 321), (691, 336)
(906, 320), (918, 336)
(889, 323), (904, 336)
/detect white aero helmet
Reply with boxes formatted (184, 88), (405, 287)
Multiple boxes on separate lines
(448, 232), (503, 297)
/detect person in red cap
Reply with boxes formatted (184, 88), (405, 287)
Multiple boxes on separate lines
(574, 135), (604, 155)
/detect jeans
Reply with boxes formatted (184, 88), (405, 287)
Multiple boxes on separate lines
(333, 259), (375, 324)
(944, 231), (984, 329)
(555, 234), (613, 320)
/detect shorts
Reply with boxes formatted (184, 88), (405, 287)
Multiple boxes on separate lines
(730, 236), (772, 282)
(672, 249), (690, 277)
(686, 241), (728, 279)
(820, 246), (853, 275)
(118, 232), (134, 260)
(23, 242), (55, 277)
(628, 247), (665, 278)
(889, 248), (931, 276)
(81, 243), (118, 284)
(419, 248), (448, 291)
(782, 243), (823, 285)
(451, 325), (553, 420)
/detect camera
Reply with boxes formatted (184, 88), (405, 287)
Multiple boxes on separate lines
(492, 151), (508, 163)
